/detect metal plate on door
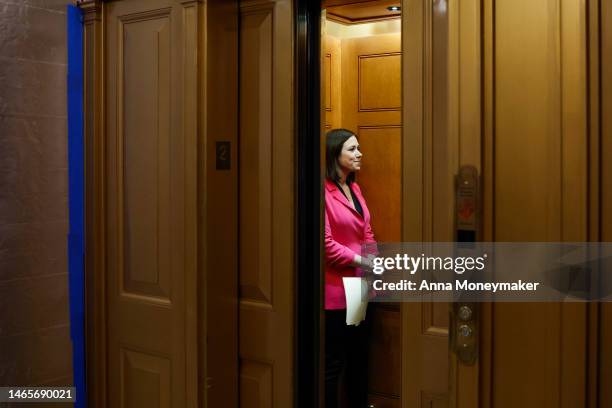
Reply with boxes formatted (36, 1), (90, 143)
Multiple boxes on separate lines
(216, 141), (231, 170)
(452, 165), (480, 365)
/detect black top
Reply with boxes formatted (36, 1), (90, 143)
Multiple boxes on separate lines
(334, 181), (364, 218)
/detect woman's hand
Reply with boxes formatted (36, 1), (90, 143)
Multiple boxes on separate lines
(353, 254), (375, 271)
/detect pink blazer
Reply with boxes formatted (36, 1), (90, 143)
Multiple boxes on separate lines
(324, 178), (377, 309)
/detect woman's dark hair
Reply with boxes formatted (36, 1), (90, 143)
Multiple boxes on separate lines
(325, 128), (357, 184)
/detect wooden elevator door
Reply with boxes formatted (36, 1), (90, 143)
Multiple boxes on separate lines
(104, 0), (198, 406)
(238, 0), (295, 406)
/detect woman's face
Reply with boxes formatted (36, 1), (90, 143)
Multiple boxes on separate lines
(337, 135), (362, 173)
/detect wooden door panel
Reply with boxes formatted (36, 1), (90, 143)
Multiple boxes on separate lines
(358, 52), (401, 111)
(482, 0), (589, 406)
(421, 392), (448, 408)
(422, 302), (449, 336)
(121, 349), (171, 408)
(85, 0), (238, 405)
(105, 1), (198, 406)
(341, 33), (401, 133)
(368, 305), (401, 398)
(324, 34), (342, 129)
(357, 126), (401, 242)
(120, 12), (172, 303)
(239, 360), (273, 408)
(398, 0), (456, 405)
(323, 29), (402, 245)
(240, 4), (273, 306)
(239, 0), (294, 406)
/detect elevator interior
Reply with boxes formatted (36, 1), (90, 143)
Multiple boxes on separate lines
(322, 2), (403, 406)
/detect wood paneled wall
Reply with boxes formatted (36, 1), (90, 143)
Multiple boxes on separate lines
(449, 0), (603, 406)
(323, 30), (402, 243)
(341, 33), (401, 242)
(401, 0), (607, 406)
(483, 0), (589, 406)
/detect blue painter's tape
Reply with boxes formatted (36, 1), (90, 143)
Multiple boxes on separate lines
(67, 5), (86, 408)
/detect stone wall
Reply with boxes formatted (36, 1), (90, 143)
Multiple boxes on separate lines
(0, 0), (73, 388)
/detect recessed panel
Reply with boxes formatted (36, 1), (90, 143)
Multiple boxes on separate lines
(239, 8), (273, 305)
(495, 0), (561, 242)
(358, 53), (401, 111)
(121, 348), (170, 408)
(356, 126), (401, 242)
(324, 34), (342, 129)
(120, 13), (172, 302)
(240, 359), (273, 408)
(421, 302), (449, 336)
(493, 0), (567, 406)
(421, 391), (448, 408)
(325, 53), (332, 111)
(369, 305), (401, 397)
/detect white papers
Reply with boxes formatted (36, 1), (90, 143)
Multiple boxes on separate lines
(343, 277), (368, 326)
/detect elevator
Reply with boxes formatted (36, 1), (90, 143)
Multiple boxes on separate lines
(78, 0), (612, 407)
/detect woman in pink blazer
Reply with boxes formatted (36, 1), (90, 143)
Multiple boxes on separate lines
(324, 128), (377, 408)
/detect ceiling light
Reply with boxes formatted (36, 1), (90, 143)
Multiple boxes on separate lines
(387, 6), (401, 11)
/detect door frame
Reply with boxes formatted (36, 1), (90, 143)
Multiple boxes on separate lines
(294, 0), (323, 407)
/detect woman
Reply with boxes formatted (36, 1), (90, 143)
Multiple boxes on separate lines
(324, 128), (377, 408)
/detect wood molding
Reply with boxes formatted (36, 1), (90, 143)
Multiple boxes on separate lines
(448, 0), (481, 407)
(182, 2), (200, 407)
(326, 12), (400, 25)
(325, 53), (332, 112)
(357, 124), (401, 129)
(587, 0), (601, 407)
(83, 1), (106, 405)
(480, 0), (494, 404)
(420, 390), (448, 408)
(323, 0), (381, 7)
(324, 0), (401, 24)
(421, 302), (449, 337)
(79, 0), (102, 22)
(401, 3), (426, 408)
(240, 0), (275, 14)
(117, 6), (172, 23)
(77, 0), (100, 6)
